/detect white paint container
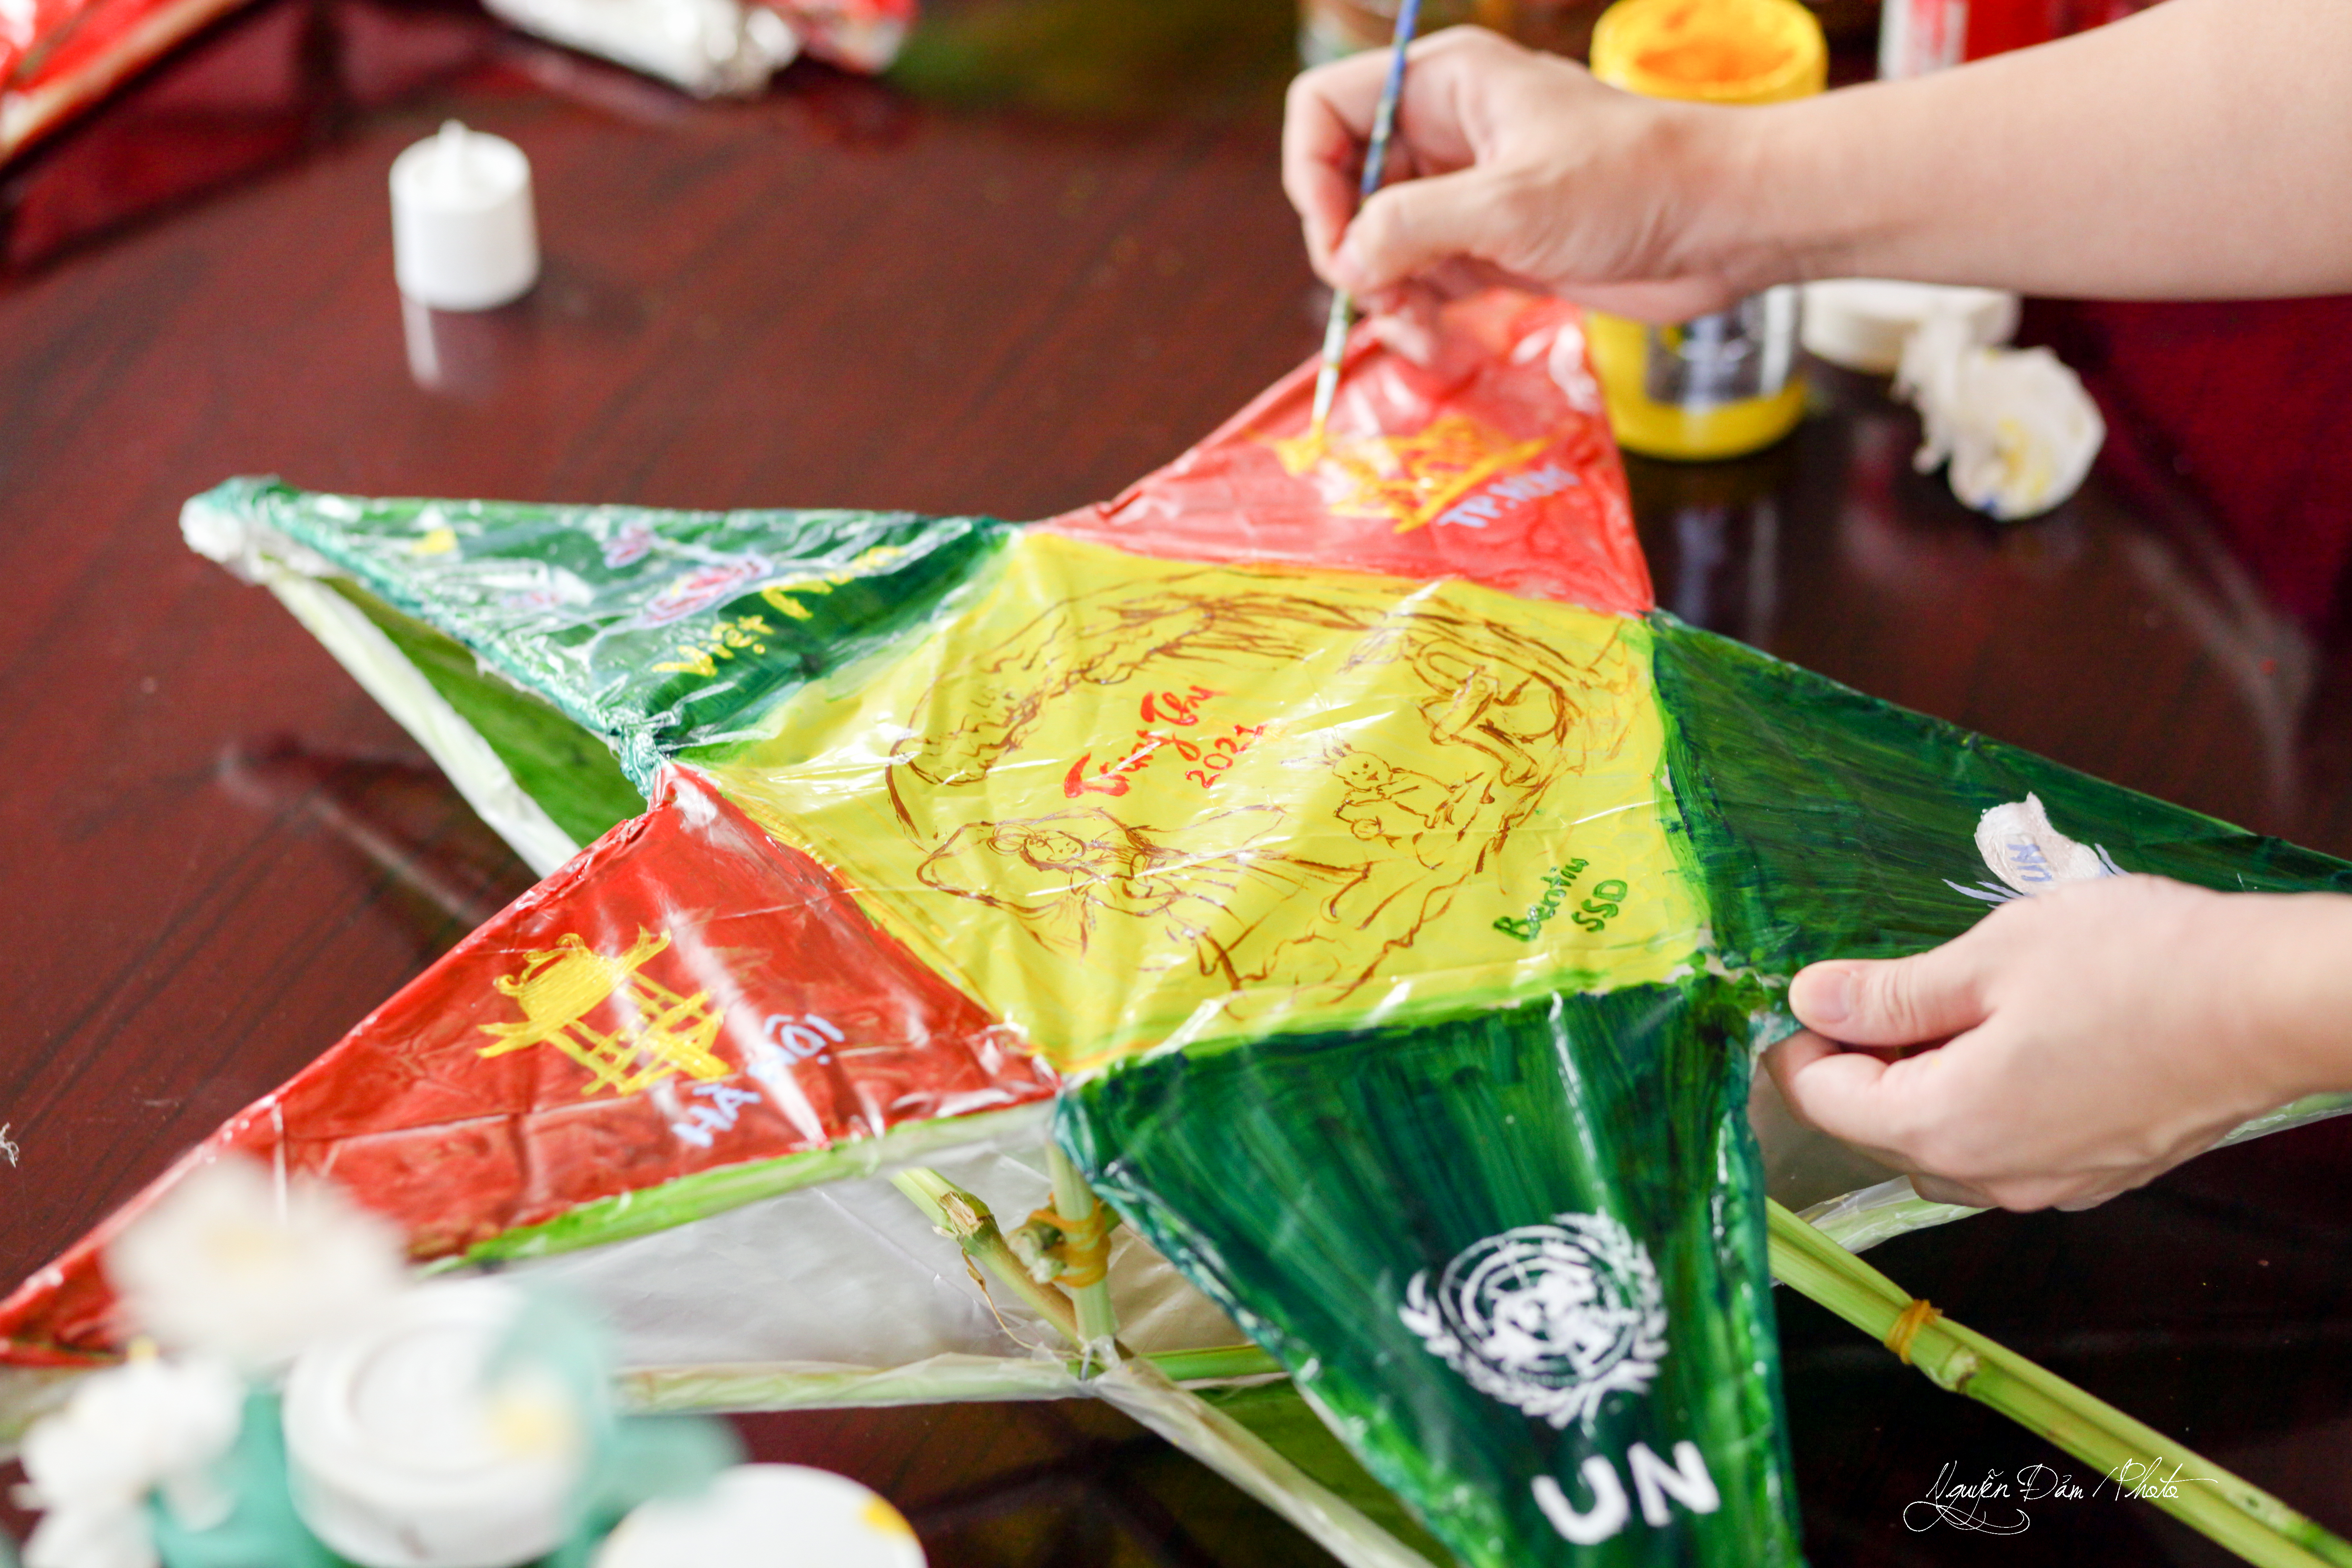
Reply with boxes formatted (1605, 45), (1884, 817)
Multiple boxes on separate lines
(594, 1465), (926, 1568)
(390, 121), (540, 312)
(283, 1280), (586, 1568)
(480, 0), (797, 97)
(1800, 279), (2019, 375)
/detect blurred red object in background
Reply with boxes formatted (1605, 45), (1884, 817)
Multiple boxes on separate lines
(1880, 0), (2155, 77)
(2024, 295), (2352, 635)
(0, 0), (259, 165)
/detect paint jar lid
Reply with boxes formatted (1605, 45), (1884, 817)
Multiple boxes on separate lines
(1591, 0), (1826, 104)
(390, 121), (539, 312)
(594, 1465), (926, 1568)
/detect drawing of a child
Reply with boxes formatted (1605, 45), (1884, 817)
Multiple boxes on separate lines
(1331, 750), (1460, 843)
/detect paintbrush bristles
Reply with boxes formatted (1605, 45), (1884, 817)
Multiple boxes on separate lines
(1310, 289), (1353, 438)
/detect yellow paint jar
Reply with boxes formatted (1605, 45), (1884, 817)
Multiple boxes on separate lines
(1586, 0), (1827, 459)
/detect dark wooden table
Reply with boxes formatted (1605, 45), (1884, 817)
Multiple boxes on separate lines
(3, 3), (2349, 1562)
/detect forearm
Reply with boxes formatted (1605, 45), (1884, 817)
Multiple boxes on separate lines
(2238, 892), (2352, 1102)
(1700, 0), (2352, 299)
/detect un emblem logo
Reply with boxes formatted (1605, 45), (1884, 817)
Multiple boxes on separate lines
(1400, 1212), (1667, 1431)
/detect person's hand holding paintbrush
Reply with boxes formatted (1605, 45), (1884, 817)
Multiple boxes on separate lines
(1289, 28), (1749, 346)
(1283, 0), (2352, 1212)
(1290, 4), (2352, 318)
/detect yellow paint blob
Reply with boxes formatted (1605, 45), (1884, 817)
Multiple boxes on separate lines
(1264, 413), (1552, 534)
(861, 1496), (918, 1541)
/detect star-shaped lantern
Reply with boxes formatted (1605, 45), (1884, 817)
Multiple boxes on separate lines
(6, 291), (2349, 1568)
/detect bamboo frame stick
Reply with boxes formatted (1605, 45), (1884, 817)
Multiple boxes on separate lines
(1045, 1142), (1120, 1346)
(1767, 1199), (2352, 1568)
(617, 1344), (1287, 1414)
(1147, 1343), (1285, 1383)
(892, 1166), (1275, 1384)
(890, 1166), (1081, 1347)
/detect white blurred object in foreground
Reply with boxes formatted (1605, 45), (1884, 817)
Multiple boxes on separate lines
(595, 1464), (925, 1568)
(103, 1157), (408, 1373)
(1896, 307), (2106, 521)
(21, 1354), (243, 1568)
(283, 1281), (588, 1568)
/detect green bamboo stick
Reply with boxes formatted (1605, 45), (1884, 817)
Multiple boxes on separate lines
(889, 1167), (1273, 1385)
(1044, 1142), (1121, 1346)
(1147, 1342), (1287, 1383)
(891, 1167), (1082, 1347)
(1767, 1199), (2352, 1568)
(619, 1344), (1290, 1416)
(620, 1357), (1086, 1412)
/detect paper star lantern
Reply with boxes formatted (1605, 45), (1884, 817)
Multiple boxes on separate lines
(7, 291), (2349, 1568)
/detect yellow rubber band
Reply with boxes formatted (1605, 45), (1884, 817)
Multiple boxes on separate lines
(1885, 1297), (1942, 1366)
(1026, 1204), (1114, 1288)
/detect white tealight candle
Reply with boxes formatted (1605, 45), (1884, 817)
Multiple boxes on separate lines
(594, 1465), (926, 1568)
(389, 120), (540, 312)
(283, 1280), (586, 1568)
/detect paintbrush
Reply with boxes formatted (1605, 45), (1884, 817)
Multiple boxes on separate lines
(1308, 0), (1423, 441)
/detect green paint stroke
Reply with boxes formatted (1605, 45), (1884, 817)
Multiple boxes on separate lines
(1647, 612), (2352, 978)
(193, 479), (1014, 786)
(329, 580), (645, 846)
(1061, 979), (1800, 1568)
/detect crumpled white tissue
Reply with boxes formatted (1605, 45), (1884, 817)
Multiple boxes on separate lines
(1896, 308), (2105, 521)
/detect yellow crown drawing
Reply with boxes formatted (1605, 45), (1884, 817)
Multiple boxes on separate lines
(1266, 413), (1551, 534)
(477, 930), (729, 1096)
